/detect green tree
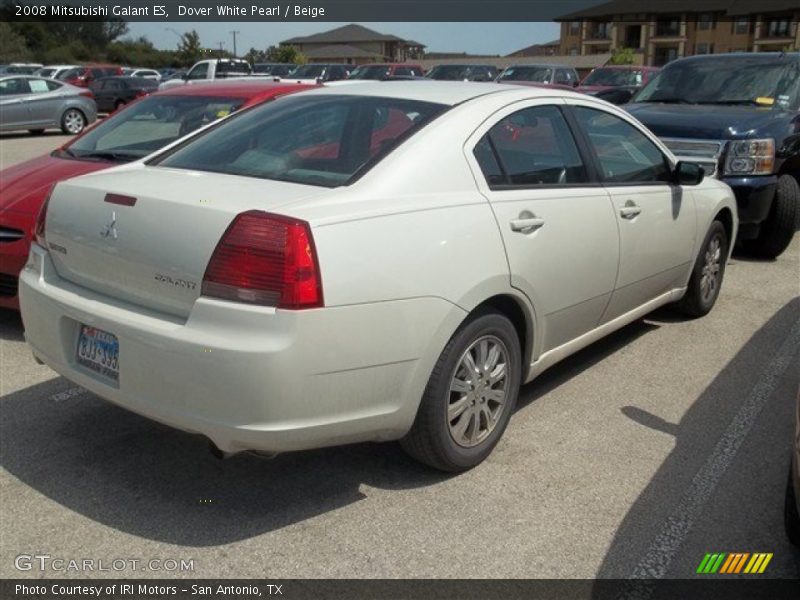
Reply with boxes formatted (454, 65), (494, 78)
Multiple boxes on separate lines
(609, 46), (635, 65)
(244, 47), (267, 64)
(0, 21), (32, 62)
(267, 45), (304, 64)
(177, 30), (203, 65)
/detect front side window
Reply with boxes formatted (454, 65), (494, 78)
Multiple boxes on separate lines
(474, 105), (587, 187)
(0, 78), (27, 95)
(573, 106), (669, 184)
(153, 95), (446, 187)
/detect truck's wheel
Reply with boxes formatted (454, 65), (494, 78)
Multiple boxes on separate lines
(746, 174), (798, 259)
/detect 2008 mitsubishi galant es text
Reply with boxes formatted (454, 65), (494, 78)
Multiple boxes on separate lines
(20, 82), (738, 471)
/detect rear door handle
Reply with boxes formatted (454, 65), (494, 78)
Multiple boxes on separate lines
(510, 217), (546, 233)
(619, 201), (642, 219)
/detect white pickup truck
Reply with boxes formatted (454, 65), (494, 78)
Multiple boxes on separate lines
(159, 58), (271, 90)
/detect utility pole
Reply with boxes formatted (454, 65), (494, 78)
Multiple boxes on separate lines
(230, 30), (240, 57)
(217, 42), (224, 58)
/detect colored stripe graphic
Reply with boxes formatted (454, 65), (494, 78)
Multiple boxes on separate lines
(700, 552), (773, 575)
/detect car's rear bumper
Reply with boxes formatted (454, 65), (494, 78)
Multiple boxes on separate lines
(20, 245), (462, 454)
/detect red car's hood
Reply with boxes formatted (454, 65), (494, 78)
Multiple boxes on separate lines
(0, 153), (108, 216)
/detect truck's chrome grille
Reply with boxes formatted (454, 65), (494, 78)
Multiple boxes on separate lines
(661, 137), (726, 178)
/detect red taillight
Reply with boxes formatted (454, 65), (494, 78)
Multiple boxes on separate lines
(34, 188), (53, 248)
(202, 211), (323, 309)
(79, 90), (94, 99)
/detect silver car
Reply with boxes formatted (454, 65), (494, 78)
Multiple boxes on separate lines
(0, 75), (97, 135)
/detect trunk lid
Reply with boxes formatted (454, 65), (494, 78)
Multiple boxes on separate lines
(45, 165), (329, 317)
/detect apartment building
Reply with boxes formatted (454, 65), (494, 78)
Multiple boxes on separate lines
(556, 0), (799, 66)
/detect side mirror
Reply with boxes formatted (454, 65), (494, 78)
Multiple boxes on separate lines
(674, 161), (704, 186)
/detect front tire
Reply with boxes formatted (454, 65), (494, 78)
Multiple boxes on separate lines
(746, 174), (798, 259)
(677, 220), (728, 317)
(60, 108), (86, 135)
(401, 309), (521, 472)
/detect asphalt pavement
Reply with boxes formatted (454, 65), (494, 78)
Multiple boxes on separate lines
(1, 134), (798, 581)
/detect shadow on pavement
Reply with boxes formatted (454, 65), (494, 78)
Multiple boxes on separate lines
(592, 298), (800, 594)
(1, 302), (665, 547)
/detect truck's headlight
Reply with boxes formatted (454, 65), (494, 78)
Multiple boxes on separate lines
(723, 139), (774, 176)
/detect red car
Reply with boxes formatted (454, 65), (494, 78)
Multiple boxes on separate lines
(0, 81), (312, 310)
(60, 65), (124, 87)
(576, 65), (660, 104)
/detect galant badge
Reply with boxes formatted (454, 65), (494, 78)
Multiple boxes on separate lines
(100, 211), (118, 240)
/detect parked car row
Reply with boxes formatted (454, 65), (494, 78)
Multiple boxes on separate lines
(1, 53), (797, 476)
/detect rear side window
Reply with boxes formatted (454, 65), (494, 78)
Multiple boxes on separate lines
(153, 95), (447, 187)
(474, 105), (587, 187)
(573, 106), (669, 184)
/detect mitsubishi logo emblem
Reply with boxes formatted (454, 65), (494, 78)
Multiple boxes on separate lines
(100, 211), (118, 240)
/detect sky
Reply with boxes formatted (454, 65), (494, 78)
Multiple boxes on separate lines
(127, 22), (563, 56)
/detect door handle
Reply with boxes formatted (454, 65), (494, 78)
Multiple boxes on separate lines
(619, 201), (642, 219)
(510, 217), (546, 233)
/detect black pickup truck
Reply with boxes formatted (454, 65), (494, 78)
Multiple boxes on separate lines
(626, 53), (799, 258)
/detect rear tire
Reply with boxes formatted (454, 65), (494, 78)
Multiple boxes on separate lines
(401, 309), (521, 472)
(785, 464), (800, 546)
(60, 108), (87, 135)
(677, 220), (728, 318)
(746, 174), (798, 259)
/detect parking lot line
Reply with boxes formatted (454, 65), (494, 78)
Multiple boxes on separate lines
(628, 317), (800, 584)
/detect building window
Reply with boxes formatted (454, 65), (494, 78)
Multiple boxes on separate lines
(695, 43), (714, 54)
(590, 22), (611, 40)
(698, 14), (715, 30)
(732, 18), (749, 35)
(656, 18), (681, 37)
(766, 19), (791, 38)
(570, 21), (581, 35)
(569, 46), (578, 56)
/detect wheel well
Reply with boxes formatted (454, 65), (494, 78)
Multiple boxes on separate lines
(714, 207), (734, 246)
(475, 295), (530, 370)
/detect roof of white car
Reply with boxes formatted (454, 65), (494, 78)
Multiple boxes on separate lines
(305, 80), (568, 106)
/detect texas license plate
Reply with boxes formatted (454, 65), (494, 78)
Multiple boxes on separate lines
(76, 325), (119, 381)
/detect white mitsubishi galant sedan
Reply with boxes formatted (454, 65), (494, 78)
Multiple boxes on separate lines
(20, 82), (737, 471)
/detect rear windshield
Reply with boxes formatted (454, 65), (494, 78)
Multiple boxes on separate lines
(583, 68), (642, 86)
(498, 66), (552, 82)
(289, 65), (326, 79)
(152, 95), (447, 187)
(348, 65), (391, 80)
(216, 61), (252, 76)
